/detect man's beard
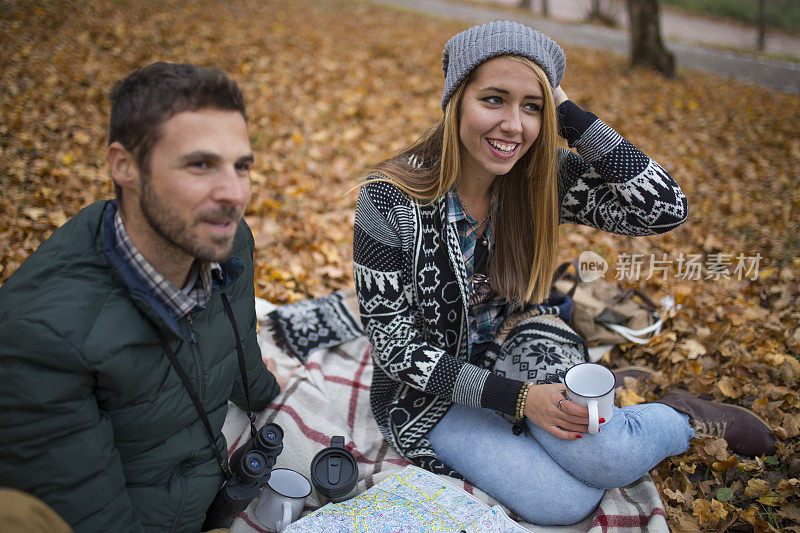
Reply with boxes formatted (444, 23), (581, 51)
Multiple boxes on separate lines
(139, 177), (240, 263)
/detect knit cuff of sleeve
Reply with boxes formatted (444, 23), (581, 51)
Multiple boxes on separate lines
(480, 374), (526, 416)
(557, 100), (598, 148)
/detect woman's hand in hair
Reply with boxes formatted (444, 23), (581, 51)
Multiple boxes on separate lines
(524, 383), (589, 439)
(553, 85), (569, 107)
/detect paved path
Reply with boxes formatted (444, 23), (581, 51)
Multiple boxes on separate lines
(371, 0), (800, 94)
(489, 0), (800, 60)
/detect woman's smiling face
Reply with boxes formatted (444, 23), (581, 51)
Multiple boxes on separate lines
(457, 56), (544, 183)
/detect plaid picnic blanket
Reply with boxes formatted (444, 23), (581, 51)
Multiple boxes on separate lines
(223, 295), (669, 533)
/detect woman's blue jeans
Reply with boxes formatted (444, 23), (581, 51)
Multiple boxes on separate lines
(427, 402), (692, 525)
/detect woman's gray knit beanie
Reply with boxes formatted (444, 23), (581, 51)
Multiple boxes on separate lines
(441, 20), (566, 111)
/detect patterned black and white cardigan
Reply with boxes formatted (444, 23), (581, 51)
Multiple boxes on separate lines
(353, 101), (688, 476)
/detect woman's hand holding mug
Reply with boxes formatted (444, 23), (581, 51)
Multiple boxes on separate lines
(524, 383), (589, 440)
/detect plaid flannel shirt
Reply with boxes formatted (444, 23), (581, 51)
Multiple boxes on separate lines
(114, 211), (220, 319)
(445, 188), (506, 346)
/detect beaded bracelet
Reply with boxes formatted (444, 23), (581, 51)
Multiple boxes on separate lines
(515, 381), (534, 420)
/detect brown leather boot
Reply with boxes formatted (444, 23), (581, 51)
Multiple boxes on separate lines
(656, 390), (776, 457)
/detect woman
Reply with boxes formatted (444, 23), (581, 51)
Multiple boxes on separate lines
(352, 21), (774, 525)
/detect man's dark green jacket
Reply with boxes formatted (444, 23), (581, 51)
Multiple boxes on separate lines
(0, 200), (280, 532)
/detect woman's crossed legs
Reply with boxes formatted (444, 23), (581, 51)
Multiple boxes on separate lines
(427, 402), (691, 525)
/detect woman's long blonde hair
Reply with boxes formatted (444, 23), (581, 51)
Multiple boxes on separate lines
(363, 56), (559, 305)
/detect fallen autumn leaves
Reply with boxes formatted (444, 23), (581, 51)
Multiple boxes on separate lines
(1, 0), (798, 530)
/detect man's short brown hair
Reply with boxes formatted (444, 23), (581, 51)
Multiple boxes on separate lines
(109, 62), (247, 198)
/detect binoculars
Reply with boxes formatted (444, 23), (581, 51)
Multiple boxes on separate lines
(202, 423), (284, 530)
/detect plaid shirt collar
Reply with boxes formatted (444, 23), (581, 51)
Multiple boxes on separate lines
(445, 186), (495, 229)
(445, 187), (468, 225)
(113, 211), (220, 319)
(445, 187), (495, 273)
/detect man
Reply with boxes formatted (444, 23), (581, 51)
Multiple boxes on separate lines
(0, 62), (280, 532)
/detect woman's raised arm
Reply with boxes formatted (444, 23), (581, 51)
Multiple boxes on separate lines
(556, 100), (689, 235)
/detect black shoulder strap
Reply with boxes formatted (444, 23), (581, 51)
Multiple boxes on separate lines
(152, 325), (232, 479)
(148, 291), (260, 480)
(220, 292), (259, 444)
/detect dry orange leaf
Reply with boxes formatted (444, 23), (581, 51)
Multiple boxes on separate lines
(617, 387), (645, 407)
(776, 478), (799, 495)
(679, 339), (707, 360)
(691, 499), (727, 527)
(744, 478), (771, 499)
(716, 375), (740, 399)
(712, 455), (739, 472)
(702, 438), (730, 462)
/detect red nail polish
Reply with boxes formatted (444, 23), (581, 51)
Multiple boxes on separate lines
(575, 434), (582, 439)
(599, 418), (606, 423)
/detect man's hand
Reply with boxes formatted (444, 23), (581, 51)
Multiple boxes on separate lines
(524, 383), (589, 440)
(262, 356), (297, 393)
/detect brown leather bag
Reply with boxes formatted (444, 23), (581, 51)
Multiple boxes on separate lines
(551, 261), (668, 346)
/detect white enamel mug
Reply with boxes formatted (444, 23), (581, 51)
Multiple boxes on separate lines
(564, 363), (615, 434)
(254, 468), (312, 532)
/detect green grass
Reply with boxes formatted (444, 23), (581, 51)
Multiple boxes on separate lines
(661, 0), (800, 34)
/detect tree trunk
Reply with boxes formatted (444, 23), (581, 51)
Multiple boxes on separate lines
(541, 0), (548, 17)
(757, 0), (766, 51)
(627, 0), (675, 77)
(519, 0), (533, 9)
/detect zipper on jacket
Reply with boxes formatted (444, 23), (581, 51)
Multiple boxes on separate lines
(186, 315), (205, 399)
(168, 467), (187, 533)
